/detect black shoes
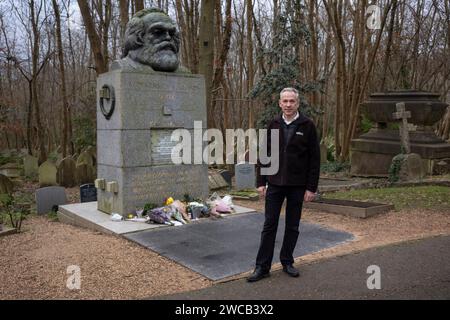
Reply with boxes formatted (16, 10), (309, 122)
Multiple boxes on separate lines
(247, 267), (270, 282)
(282, 264), (300, 277)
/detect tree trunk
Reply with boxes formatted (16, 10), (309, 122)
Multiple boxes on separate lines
(198, 0), (215, 128)
(77, 0), (108, 75)
(52, 0), (69, 158)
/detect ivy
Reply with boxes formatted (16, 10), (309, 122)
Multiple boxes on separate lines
(249, 1), (324, 129)
(389, 154), (406, 183)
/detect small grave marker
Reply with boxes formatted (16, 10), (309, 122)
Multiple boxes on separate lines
(36, 186), (67, 215)
(80, 183), (97, 203)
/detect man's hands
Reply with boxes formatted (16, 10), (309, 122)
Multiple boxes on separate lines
(257, 186), (266, 199)
(304, 190), (316, 202)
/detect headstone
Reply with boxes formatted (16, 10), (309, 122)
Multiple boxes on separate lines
(80, 183), (97, 203)
(38, 161), (57, 187)
(211, 172), (229, 188)
(235, 163), (256, 190)
(35, 186), (67, 215)
(23, 154), (39, 177)
(84, 146), (97, 165)
(77, 150), (95, 167)
(0, 163), (21, 178)
(0, 174), (14, 194)
(76, 163), (95, 185)
(57, 157), (77, 187)
(392, 153), (426, 182)
(218, 169), (232, 186)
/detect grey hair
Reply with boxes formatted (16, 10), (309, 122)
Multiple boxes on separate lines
(280, 87), (299, 100)
(122, 8), (180, 58)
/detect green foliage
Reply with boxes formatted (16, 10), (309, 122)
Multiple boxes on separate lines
(388, 154), (405, 183)
(320, 161), (350, 173)
(143, 202), (158, 214)
(329, 186), (450, 211)
(47, 210), (59, 222)
(73, 116), (96, 153)
(360, 115), (374, 134)
(0, 193), (32, 232)
(249, 2), (324, 128)
(0, 153), (20, 166)
(322, 135), (336, 162)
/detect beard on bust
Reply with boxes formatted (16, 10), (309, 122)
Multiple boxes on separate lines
(129, 40), (179, 72)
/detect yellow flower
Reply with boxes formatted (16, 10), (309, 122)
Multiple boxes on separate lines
(165, 197), (174, 205)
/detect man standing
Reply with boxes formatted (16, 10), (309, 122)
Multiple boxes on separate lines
(247, 87), (320, 282)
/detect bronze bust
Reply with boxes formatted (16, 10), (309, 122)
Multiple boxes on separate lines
(112, 8), (188, 73)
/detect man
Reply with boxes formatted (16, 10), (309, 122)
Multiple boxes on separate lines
(112, 8), (188, 73)
(247, 87), (320, 282)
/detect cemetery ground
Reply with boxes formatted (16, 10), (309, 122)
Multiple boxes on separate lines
(0, 178), (449, 299)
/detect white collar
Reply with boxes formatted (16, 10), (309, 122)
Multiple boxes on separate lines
(282, 112), (299, 125)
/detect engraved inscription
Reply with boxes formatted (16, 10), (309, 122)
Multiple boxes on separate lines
(128, 166), (207, 202)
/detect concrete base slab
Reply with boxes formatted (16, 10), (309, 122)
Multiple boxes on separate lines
(58, 202), (166, 235)
(124, 212), (354, 281)
(57, 202), (257, 235)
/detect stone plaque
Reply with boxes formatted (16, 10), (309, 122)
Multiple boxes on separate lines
(151, 129), (179, 165)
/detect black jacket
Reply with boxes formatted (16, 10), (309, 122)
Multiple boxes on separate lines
(256, 113), (320, 192)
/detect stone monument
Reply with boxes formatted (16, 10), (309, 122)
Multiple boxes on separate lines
(389, 102), (425, 182)
(95, 8), (208, 215)
(351, 91), (450, 176)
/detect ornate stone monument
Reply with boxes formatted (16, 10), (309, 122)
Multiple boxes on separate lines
(95, 8), (208, 215)
(350, 91), (450, 176)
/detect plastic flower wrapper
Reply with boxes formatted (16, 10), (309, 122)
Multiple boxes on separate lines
(171, 208), (187, 224)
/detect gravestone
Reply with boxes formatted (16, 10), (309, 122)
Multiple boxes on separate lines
(36, 186), (67, 215)
(0, 163), (21, 178)
(235, 163), (256, 190)
(77, 150), (95, 167)
(84, 146), (97, 165)
(76, 163), (95, 185)
(0, 174), (14, 194)
(95, 9), (208, 215)
(23, 154), (39, 177)
(218, 169), (232, 186)
(80, 183), (97, 203)
(389, 102), (426, 181)
(38, 161), (58, 187)
(391, 153), (425, 181)
(57, 157), (77, 187)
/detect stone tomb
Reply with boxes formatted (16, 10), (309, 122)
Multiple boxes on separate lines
(351, 91), (450, 176)
(96, 70), (208, 215)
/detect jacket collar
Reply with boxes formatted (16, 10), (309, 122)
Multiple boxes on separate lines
(274, 112), (309, 125)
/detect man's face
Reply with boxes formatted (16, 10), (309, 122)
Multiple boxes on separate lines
(279, 91), (299, 118)
(135, 13), (180, 72)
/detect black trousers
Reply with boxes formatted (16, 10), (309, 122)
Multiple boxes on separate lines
(255, 184), (306, 271)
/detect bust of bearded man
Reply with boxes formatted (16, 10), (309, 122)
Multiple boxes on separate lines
(112, 8), (189, 73)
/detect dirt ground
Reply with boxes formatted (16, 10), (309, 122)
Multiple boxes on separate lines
(1, 185), (449, 299)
